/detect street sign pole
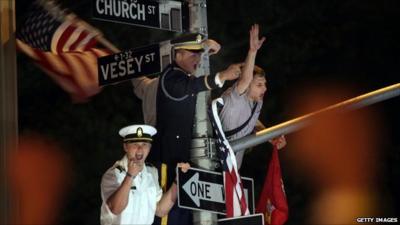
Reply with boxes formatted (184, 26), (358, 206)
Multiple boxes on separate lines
(187, 0), (219, 224)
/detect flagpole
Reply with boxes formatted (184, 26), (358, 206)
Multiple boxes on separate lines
(230, 83), (400, 152)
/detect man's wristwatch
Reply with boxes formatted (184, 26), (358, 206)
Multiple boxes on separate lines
(126, 172), (135, 179)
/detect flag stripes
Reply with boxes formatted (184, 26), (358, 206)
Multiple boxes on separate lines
(17, 40), (110, 102)
(209, 98), (250, 217)
(16, 0), (110, 102)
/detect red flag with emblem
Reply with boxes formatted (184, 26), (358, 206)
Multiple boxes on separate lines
(256, 146), (288, 225)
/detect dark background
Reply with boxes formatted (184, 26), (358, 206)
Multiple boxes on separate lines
(16, 0), (399, 224)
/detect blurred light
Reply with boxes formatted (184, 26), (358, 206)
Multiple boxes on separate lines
(8, 134), (71, 225)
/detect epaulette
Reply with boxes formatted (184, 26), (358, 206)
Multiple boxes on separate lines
(115, 165), (125, 173)
(115, 165), (136, 190)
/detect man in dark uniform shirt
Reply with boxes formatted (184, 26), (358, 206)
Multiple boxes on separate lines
(150, 33), (241, 225)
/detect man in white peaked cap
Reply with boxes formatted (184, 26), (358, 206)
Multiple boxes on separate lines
(100, 124), (190, 225)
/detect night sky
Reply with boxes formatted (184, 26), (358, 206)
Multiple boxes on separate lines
(15, 0), (399, 224)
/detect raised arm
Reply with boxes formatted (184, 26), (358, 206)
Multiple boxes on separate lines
(236, 24), (266, 94)
(203, 39), (221, 56)
(106, 160), (143, 215)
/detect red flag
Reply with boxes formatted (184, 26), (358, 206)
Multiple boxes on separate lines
(256, 146), (288, 225)
(16, 1), (111, 102)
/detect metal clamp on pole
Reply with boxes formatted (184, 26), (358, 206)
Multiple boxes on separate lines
(190, 138), (218, 160)
(190, 138), (208, 158)
(190, 138), (219, 170)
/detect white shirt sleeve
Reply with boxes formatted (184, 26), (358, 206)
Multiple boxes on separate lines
(101, 169), (120, 203)
(215, 73), (225, 88)
(100, 169), (119, 225)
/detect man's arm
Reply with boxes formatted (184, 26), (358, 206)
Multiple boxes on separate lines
(236, 24), (266, 94)
(131, 77), (158, 100)
(155, 163), (190, 217)
(254, 120), (287, 150)
(105, 175), (133, 215)
(162, 64), (241, 99)
(203, 39), (221, 56)
(106, 160), (143, 215)
(155, 182), (177, 217)
(131, 77), (159, 126)
(255, 119), (266, 132)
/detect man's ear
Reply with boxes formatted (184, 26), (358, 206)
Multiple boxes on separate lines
(123, 143), (128, 152)
(175, 50), (183, 61)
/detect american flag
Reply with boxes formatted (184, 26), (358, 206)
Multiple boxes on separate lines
(17, 0), (110, 102)
(209, 98), (250, 217)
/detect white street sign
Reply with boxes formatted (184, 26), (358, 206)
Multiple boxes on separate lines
(177, 167), (254, 215)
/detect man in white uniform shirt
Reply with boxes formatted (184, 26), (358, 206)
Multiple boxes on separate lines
(100, 124), (190, 225)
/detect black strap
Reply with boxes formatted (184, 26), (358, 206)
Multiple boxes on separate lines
(115, 165), (125, 173)
(224, 102), (258, 137)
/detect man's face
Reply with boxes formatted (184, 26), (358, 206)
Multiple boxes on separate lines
(123, 142), (151, 163)
(248, 75), (267, 102)
(175, 49), (202, 74)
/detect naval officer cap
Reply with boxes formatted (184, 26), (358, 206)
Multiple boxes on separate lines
(172, 33), (205, 52)
(119, 124), (157, 143)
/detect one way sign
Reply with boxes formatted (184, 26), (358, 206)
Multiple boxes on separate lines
(177, 167), (254, 215)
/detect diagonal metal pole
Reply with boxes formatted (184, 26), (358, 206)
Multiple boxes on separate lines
(231, 83), (400, 152)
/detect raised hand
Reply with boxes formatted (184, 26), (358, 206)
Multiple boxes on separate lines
(203, 39), (221, 55)
(127, 159), (144, 177)
(177, 162), (191, 173)
(269, 135), (287, 150)
(249, 24), (266, 52)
